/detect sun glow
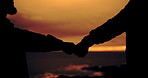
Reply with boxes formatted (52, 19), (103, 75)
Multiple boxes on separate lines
(89, 46), (126, 52)
(11, 0), (128, 51)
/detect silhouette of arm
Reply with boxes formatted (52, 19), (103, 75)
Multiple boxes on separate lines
(14, 28), (64, 52)
(1, 0), (75, 53)
(78, 3), (130, 47)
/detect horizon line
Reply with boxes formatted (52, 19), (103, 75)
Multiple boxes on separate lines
(50, 46), (126, 52)
(89, 46), (126, 52)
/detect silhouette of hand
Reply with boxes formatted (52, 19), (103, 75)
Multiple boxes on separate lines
(62, 42), (75, 55)
(73, 43), (89, 57)
(62, 42), (89, 57)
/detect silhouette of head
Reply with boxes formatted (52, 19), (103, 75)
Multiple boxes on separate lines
(0, 0), (17, 17)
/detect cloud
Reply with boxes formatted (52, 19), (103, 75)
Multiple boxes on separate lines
(8, 12), (126, 45)
(33, 72), (59, 78)
(32, 64), (104, 78)
(60, 64), (105, 76)
(81, 64), (127, 77)
(13, 0), (129, 35)
(92, 72), (104, 76)
(32, 64), (126, 78)
(64, 64), (89, 72)
(7, 13), (87, 37)
(9, 0), (127, 45)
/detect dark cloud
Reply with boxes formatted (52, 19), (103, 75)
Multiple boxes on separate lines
(32, 64), (104, 78)
(32, 72), (59, 78)
(81, 64), (127, 78)
(56, 64), (127, 78)
(8, 13), (87, 37)
(8, 12), (126, 46)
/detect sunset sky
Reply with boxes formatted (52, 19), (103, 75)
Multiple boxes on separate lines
(9, 0), (129, 51)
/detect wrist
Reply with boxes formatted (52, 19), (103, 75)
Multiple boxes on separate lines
(78, 36), (94, 47)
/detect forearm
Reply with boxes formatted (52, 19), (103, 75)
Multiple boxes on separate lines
(79, 9), (127, 47)
(14, 28), (63, 52)
(89, 20), (125, 44)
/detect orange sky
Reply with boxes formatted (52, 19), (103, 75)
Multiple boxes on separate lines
(9, 0), (129, 51)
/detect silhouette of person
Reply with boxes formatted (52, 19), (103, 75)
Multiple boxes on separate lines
(1, 0), (75, 77)
(73, 0), (146, 77)
(72, 1), (128, 57)
(74, 0), (144, 57)
(69, 1), (147, 78)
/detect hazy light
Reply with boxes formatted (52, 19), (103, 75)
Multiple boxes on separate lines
(12, 0), (128, 50)
(89, 46), (126, 52)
